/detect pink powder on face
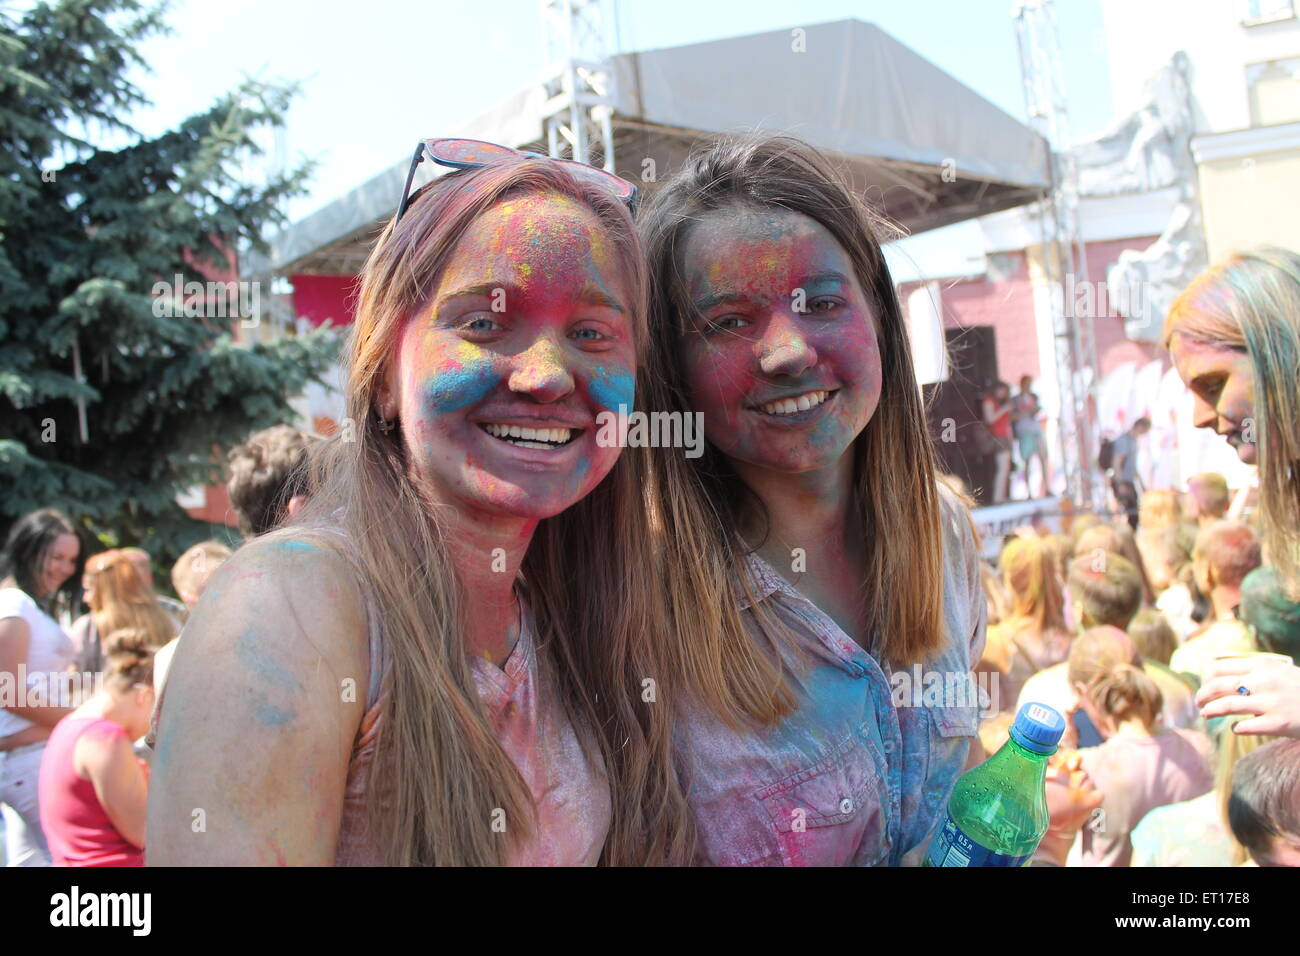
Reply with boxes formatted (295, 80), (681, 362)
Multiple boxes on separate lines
(392, 191), (638, 519)
(679, 205), (883, 472)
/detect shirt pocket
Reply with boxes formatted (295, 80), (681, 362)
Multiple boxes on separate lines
(754, 724), (890, 866)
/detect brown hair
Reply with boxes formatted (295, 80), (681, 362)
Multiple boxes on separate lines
(1081, 661), (1163, 729)
(636, 134), (950, 729)
(170, 541), (232, 605)
(1075, 521), (1156, 605)
(102, 627), (156, 694)
(998, 536), (1066, 637)
(1187, 473), (1230, 520)
(87, 552), (176, 649)
(1193, 520), (1262, 590)
(1127, 607), (1177, 665)
(1067, 553), (1143, 631)
(286, 157), (690, 865)
(1227, 737), (1300, 863)
(226, 425), (315, 537)
(1067, 625), (1141, 687)
(1139, 490), (1183, 530)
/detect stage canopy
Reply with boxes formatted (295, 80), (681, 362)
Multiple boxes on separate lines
(247, 18), (1048, 281)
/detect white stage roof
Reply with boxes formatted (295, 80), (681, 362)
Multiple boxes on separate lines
(248, 19), (1048, 278)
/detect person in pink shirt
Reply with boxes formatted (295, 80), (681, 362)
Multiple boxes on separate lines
(38, 629), (154, 866)
(1067, 656), (1214, 866)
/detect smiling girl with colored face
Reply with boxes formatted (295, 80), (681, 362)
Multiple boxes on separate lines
(639, 136), (986, 866)
(147, 159), (690, 866)
(1165, 248), (1300, 599)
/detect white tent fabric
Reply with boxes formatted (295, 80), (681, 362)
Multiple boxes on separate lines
(613, 20), (1048, 191)
(248, 19), (1049, 277)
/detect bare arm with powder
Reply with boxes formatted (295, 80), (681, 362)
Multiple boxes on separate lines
(145, 536), (369, 865)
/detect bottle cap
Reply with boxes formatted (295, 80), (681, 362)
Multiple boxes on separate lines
(1010, 701), (1065, 755)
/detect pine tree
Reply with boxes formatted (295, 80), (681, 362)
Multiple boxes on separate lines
(0, 0), (340, 560)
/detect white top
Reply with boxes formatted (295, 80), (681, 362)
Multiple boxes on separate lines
(0, 587), (76, 737)
(152, 637), (179, 695)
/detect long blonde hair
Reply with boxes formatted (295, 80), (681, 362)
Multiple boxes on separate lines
(1165, 247), (1300, 598)
(637, 135), (949, 728)
(285, 158), (692, 865)
(87, 551), (175, 649)
(998, 536), (1066, 638)
(1215, 726), (1270, 866)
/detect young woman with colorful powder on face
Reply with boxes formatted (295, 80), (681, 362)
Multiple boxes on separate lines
(637, 136), (986, 866)
(1165, 248), (1300, 597)
(147, 158), (692, 865)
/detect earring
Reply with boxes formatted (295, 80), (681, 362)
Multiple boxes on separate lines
(377, 411), (395, 434)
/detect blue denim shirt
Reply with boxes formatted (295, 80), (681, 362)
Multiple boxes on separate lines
(675, 484), (987, 866)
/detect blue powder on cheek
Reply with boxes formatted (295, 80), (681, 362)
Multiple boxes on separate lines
(425, 363), (501, 412)
(589, 366), (635, 412)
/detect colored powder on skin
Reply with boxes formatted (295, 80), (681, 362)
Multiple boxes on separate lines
(254, 700), (295, 727)
(236, 629), (303, 694)
(589, 365), (635, 412)
(424, 361), (501, 412)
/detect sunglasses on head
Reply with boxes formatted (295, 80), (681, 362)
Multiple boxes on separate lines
(392, 137), (639, 224)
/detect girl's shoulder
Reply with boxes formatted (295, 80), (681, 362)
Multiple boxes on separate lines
(185, 529), (369, 672)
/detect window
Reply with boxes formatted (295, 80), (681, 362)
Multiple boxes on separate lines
(1242, 0), (1295, 25)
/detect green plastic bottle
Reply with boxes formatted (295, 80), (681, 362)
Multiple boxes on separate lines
(923, 701), (1065, 867)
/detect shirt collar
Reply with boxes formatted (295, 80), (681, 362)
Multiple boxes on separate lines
(733, 551), (789, 611)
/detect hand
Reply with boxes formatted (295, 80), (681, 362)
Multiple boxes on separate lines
(1197, 657), (1300, 738)
(1046, 750), (1101, 832)
(1036, 749), (1103, 866)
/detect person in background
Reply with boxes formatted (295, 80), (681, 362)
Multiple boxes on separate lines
(1013, 374), (1050, 499)
(1227, 738), (1300, 866)
(977, 537), (1070, 711)
(1186, 473), (1231, 529)
(37, 629), (154, 867)
(1131, 712), (1273, 867)
(1066, 658), (1214, 867)
(1108, 417), (1151, 530)
(0, 509), (82, 866)
(1166, 248), (1300, 600)
(1151, 524), (1201, 643)
(1169, 521), (1262, 682)
(1135, 490), (1183, 589)
(1074, 521), (1156, 607)
(1239, 566), (1300, 668)
(152, 542), (232, 694)
(1016, 560), (1198, 731)
(118, 548), (187, 627)
(982, 381), (1015, 504)
(67, 549), (115, 676)
(226, 424), (315, 538)
(1128, 607), (1177, 667)
(69, 552), (176, 678)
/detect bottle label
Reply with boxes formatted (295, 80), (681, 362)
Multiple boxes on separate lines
(924, 817), (1032, 867)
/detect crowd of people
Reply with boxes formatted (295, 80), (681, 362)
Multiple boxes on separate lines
(1, 133), (1298, 868)
(973, 488), (1299, 866)
(0, 426), (310, 865)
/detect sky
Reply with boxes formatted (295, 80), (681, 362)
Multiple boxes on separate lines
(115, 0), (1118, 235)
